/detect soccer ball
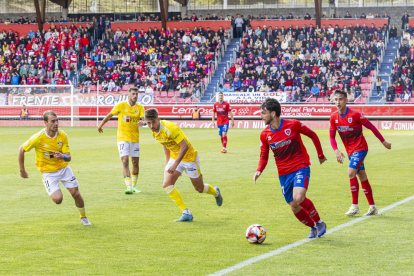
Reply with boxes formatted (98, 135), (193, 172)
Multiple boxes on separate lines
(246, 224), (266, 244)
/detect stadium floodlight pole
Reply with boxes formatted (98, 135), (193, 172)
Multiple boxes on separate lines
(315, 0), (322, 28)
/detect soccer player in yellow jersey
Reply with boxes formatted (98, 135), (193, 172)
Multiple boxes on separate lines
(18, 111), (91, 226)
(144, 108), (223, 222)
(98, 87), (145, 194)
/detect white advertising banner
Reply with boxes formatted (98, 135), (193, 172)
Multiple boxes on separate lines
(217, 92), (287, 104)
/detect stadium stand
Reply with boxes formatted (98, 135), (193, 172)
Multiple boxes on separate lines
(0, 18), (233, 104)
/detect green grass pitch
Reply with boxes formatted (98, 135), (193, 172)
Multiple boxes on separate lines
(0, 126), (413, 275)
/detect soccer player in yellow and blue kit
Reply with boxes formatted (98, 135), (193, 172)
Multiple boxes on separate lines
(144, 108), (223, 222)
(18, 110), (91, 226)
(98, 87), (145, 194)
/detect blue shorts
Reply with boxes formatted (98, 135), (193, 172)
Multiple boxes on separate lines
(278, 166), (310, 204)
(348, 150), (368, 173)
(218, 123), (229, 136)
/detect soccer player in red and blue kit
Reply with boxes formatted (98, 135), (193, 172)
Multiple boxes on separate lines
(330, 90), (392, 216)
(254, 98), (327, 239)
(212, 92), (235, 153)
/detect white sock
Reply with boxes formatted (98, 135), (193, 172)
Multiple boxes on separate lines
(370, 205), (376, 208)
(352, 204), (359, 208)
(183, 209), (192, 215)
(317, 219), (323, 224)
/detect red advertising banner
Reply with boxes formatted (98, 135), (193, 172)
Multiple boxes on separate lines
(0, 21), (231, 36)
(1, 119), (414, 130)
(166, 120), (414, 130)
(1, 105), (414, 118)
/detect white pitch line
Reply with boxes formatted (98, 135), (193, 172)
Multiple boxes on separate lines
(208, 195), (414, 276)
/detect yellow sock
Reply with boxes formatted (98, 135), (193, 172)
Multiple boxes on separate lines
(203, 184), (218, 196)
(164, 185), (187, 211)
(132, 174), (138, 187)
(124, 176), (132, 187)
(77, 206), (86, 218)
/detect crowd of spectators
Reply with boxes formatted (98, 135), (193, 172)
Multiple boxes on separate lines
(219, 21), (388, 103)
(0, 16), (232, 101)
(384, 34), (414, 103)
(2, 11), (414, 104)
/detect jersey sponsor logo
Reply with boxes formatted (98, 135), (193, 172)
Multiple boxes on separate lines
(335, 120), (338, 123)
(123, 115), (139, 123)
(269, 139), (291, 150)
(284, 129), (291, 136)
(57, 141), (62, 146)
(44, 143), (48, 148)
(135, 110), (138, 113)
(268, 136), (272, 140)
(45, 151), (55, 158)
(337, 126), (353, 132)
(348, 118), (353, 123)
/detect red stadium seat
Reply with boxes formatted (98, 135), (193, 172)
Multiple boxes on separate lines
(167, 91), (175, 98)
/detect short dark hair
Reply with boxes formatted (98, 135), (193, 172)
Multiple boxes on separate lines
(43, 110), (57, 122)
(145, 108), (159, 120)
(261, 98), (281, 117)
(218, 92), (223, 95)
(129, 87), (139, 93)
(334, 90), (347, 98)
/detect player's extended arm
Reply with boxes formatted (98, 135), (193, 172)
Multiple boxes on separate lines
(163, 145), (170, 164)
(211, 111), (216, 127)
(167, 140), (189, 174)
(138, 116), (146, 127)
(303, 128), (326, 164)
(229, 111), (235, 127)
(254, 150), (269, 184)
(54, 152), (72, 162)
(18, 146), (29, 178)
(98, 113), (114, 132)
(363, 120), (391, 149)
(330, 129), (345, 164)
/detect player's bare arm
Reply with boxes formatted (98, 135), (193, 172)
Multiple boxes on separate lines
(138, 117), (146, 127)
(334, 149), (345, 164)
(98, 113), (114, 133)
(253, 171), (261, 184)
(382, 141), (392, 149)
(211, 111), (216, 127)
(54, 152), (71, 162)
(229, 111), (235, 127)
(167, 140), (189, 174)
(163, 145), (170, 164)
(18, 146), (29, 178)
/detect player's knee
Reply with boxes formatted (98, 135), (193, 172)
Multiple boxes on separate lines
(53, 196), (63, 204)
(194, 185), (204, 193)
(289, 203), (301, 213)
(121, 159), (129, 167)
(348, 170), (357, 178)
(71, 189), (81, 199)
(294, 195), (305, 204)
